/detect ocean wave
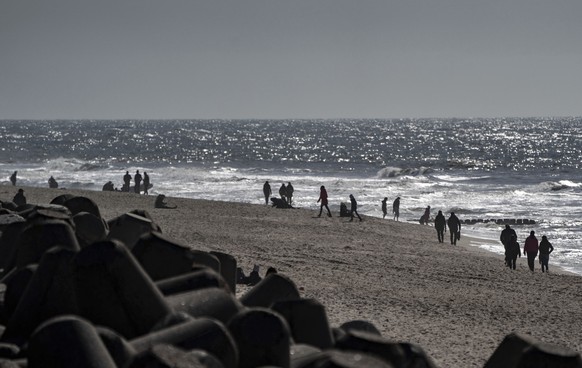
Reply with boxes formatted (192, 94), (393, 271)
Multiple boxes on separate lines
(542, 180), (582, 191)
(376, 166), (432, 178)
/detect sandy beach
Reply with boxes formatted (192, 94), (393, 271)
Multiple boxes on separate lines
(1, 185), (581, 367)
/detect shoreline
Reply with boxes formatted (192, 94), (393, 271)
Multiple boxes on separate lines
(1, 185), (581, 367)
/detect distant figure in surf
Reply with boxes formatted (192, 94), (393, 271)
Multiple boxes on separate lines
(393, 196), (400, 221)
(155, 194), (177, 209)
(447, 212), (461, 245)
(286, 182), (294, 205)
(279, 183), (287, 202)
(134, 170), (142, 194)
(506, 234), (521, 270)
(538, 235), (554, 273)
(317, 185), (332, 217)
(382, 197), (388, 219)
(48, 176), (58, 189)
(349, 194), (362, 222)
(143, 172), (150, 195)
(10, 171), (17, 186)
(523, 230), (539, 272)
(434, 210), (446, 243)
(263, 181), (272, 205)
(123, 171), (131, 192)
(13, 188), (26, 207)
(420, 205), (431, 225)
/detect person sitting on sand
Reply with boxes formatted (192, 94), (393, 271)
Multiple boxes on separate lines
(538, 235), (554, 273)
(13, 188), (26, 207)
(154, 194), (177, 209)
(102, 181), (115, 191)
(48, 176), (58, 189)
(317, 185), (332, 217)
(434, 210), (446, 243)
(506, 234), (521, 270)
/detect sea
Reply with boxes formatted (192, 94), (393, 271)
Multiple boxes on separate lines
(1, 118), (581, 275)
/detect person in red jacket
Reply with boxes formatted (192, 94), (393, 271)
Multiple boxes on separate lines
(317, 185), (332, 217)
(523, 230), (539, 272)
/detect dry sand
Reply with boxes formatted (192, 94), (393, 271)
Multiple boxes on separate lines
(2, 185), (581, 367)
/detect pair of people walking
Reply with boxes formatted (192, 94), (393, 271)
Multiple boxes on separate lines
(316, 186), (361, 221)
(501, 227), (554, 272)
(381, 196), (400, 221)
(434, 211), (461, 245)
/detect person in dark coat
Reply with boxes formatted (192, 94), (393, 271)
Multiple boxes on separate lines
(9, 171), (17, 186)
(500, 224), (517, 265)
(134, 170), (142, 194)
(393, 197), (400, 221)
(286, 182), (294, 206)
(143, 172), (150, 195)
(317, 185), (332, 217)
(420, 206), (431, 225)
(263, 181), (272, 205)
(434, 210), (446, 243)
(279, 183), (287, 202)
(381, 197), (388, 219)
(523, 230), (539, 272)
(48, 176), (58, 189)
(447, 212), (461, 245)
(349, 194), (362, 222)
(13, 188), (26, 207)
(538, 235), (554, 273)
(506, 234), (521, 270)
(123, 171), (132, 192)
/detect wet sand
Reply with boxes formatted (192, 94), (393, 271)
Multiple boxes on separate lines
(1, 185), (581, 367)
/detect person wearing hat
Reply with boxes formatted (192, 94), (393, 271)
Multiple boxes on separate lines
(523, 230), (539, 272)
(538, 235), (554, 273)
(13, 188), (26, 207)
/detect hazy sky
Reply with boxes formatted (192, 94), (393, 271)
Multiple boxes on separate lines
(1, 0), (581, 119)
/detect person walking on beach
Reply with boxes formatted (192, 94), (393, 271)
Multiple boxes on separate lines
(143, 172), (150, 195)
(349, 194), (362, 222)
(447, 212), (461, 245)
(9, 171), (17, 186)
(523, 230), (539, 272)
(317, 185), (332, 217)
(434, 210), (446, 243)
(123, 171), (131, 192)
(420, 206), (431, 225)
(286, 182), (294, 206)
(13, 188), (26, 207)
(538, 235), (554, 273)
(500, 224), (517, 266)
(393, 197), (400, 221)
(134, 170), (142, 194)
(506, 234), (521, 270)
(263, 181), (272, 205)
(279, 183), (287, 202)
(382, 197), (388, 219)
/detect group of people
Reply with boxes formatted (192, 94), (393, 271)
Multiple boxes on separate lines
(500, 225), (554, 272)
(122, 170), (150, 195)
(262, 181), (295, 206)
(381, 196), (400, 221)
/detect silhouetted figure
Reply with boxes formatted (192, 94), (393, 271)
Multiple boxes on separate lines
(420, 205), (431, 225)
(393, 197), (400, 221)
(247, 264), (262, 286)
(123, 171), (131, 192)
(538, 235), (554, 273)
(48, 176), (58, 189)
(523, 230), (539, 272)
(143, 172), (150, 195)
(500, 224), (517, 266)
(286, 182), (294, 205)
(434, 210), (446, 243)
(317, 185), (332, 217)
(13, 188), (26, 207)
(263, 181), (272, 205)
(381, 197), (388, 219)
(134, 170), (142, 194)
(279, 183), (287, 202)
(266, 266), (278, 276)
(9, 171), (17, 186)
(102, 181), (115, 191)
(506, 234), (521, 270)
(349, 194), (362, 222)
(447, 212), (461, 245)
(154, 194), (177, 209)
